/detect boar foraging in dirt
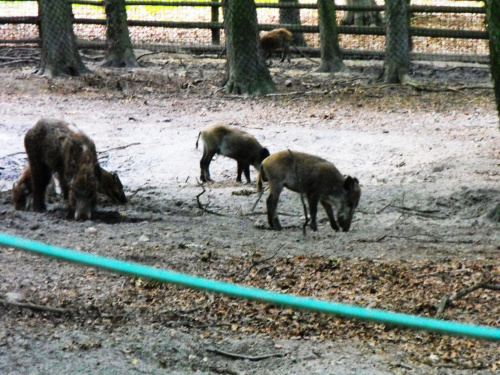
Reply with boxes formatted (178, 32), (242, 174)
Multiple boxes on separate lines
(196, 124), (270, 183)
(258, 150), (361, 232)
(12, 166), (126, 210)
(261, 28), (293, 63)
(11, 168), (32, 211)
(24, 118), (101, 220)
(98, 168), (127, 204)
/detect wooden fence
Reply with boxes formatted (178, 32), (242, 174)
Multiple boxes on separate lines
(0, 1), (490, 63)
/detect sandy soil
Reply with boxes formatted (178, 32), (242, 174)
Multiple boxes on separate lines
(0, 56), (499, 374)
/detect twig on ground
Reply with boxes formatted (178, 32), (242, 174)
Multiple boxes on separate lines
(0, 59), (38, 67)
(136, 51), (164, 61)
(207, 348), (287, 361)
(127, 187), (146, 199)
(436, 279), (500, 317)
(196, 182), (226, 216)
(251, 189), (265, 212)
(160, 306), (204, 315)
(356, 235), (388, 243)
(0, 151), (25, 160)
(244, 211), (299, 217)
(375, 200), (395, 214)
(98, 142), (141, 154)
(239, 246), (283, 281)
(0, 299), (66, 314)
(265, 91), (305, 97)
(392, 205), (445, 219)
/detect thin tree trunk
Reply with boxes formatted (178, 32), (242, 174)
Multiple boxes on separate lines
(103, 0), (138, 67)
(37, 0), (88, 77)
(224, 0), (275, 95)
(316, 0), (345, 73)
(485, 0), (500, 124)
(383, 0), (410, 83)
(279, 0), (306, 46)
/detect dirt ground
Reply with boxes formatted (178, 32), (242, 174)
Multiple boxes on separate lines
(0, 54), (499, 374)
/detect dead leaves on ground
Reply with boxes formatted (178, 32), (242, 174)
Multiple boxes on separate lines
(121, 255), (500, 370)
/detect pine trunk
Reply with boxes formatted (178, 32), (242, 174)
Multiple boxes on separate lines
(37, 0), (88, 77)
(341, 0), (383, 26)
(316, 0), (345, 73)
(279, 0), (306, 46)
(103, 0), (138, 67)
(383, 0), (409, 83)
(224, 0), (275, 95)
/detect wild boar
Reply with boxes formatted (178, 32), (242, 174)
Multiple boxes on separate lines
(257, 150), (361, 232)
(11, 167), (32, 211)
(260, 28), (293, 63)
(196, 124), (270, 183)
(98, 168), (127, 204)
(24, 118), (101, 220)
(12, 166), (126, 210)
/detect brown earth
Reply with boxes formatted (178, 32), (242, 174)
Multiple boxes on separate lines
(0, 54), (499, 374)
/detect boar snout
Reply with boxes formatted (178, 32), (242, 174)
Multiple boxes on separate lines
(74, 201), (93, 221)
(337, 212), (352, 232)
(337, 176), (361, 232)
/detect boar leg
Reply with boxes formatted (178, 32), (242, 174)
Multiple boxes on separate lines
(236, 161), (244, 183)
(31, 163), (52, 212)
(58, 171), (70, 201)
(307, 194), (320, 231)
(321, 199), (340, 232)
(236, 162), (251, 183)
(266, 185), (283, 230)
(281, 45), (290, 63)
(200, 149), (216, 182)
(243, 165), (251, 183)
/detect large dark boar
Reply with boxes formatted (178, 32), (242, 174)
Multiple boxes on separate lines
(12, 166), (126, 210)
(258, 150), (361, 232)
(260, 28), (293, 63)
(24, 118), (101, 220)
(196, 124), (270, 183)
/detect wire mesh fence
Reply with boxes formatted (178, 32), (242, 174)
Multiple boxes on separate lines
(0, 0), (492, 66)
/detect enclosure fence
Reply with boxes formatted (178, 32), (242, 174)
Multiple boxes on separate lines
(0, 0), (491, 65)
(2, 232), (500, 341)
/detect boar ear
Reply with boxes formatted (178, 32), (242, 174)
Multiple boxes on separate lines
(343, 176), (357, 191)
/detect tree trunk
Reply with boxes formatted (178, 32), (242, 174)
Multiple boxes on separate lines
(103, 0), (138, 67)
(37, 0), (89, 77)
(341, 0), (383, 26)
(382, 0), (409, 83)
(279, 0), (306, 46)
(485, 0), (500, 124)
(316, 0), (345, 73)
(224, 0), (275, 95)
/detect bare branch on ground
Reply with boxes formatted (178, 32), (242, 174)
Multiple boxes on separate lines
(436, 279), (500, 317)
(207, 348), (287, 361)
(1, 299), (66, 314)
(98, 142), (141, 154)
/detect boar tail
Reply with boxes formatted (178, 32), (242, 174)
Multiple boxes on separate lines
(257, 165), (267, 192)
(195, 131), (201, 149)
(253, 167), (265, 212)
